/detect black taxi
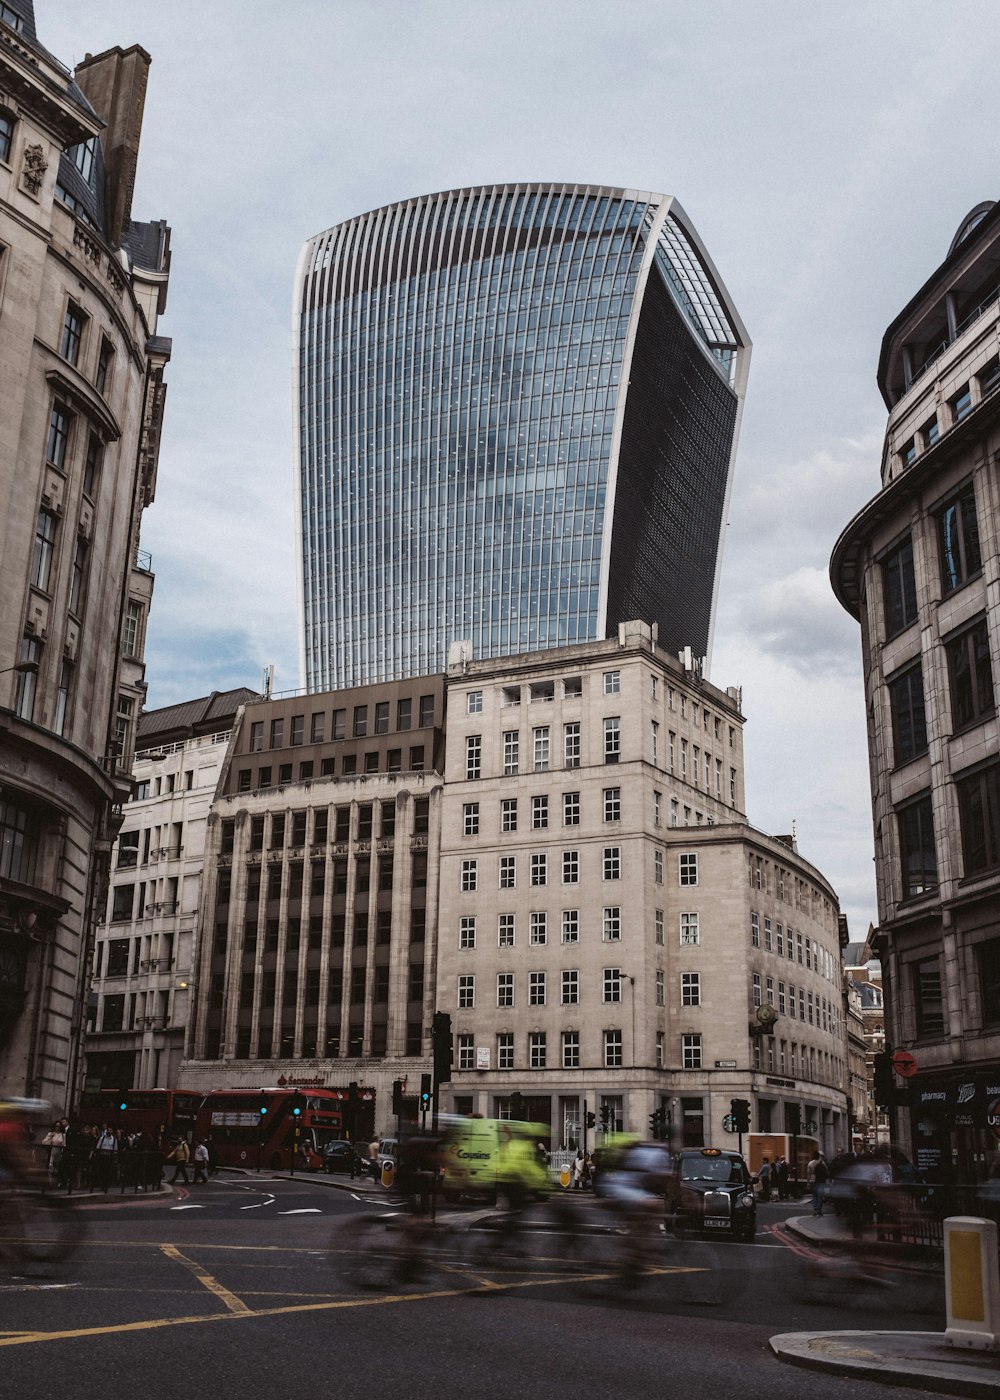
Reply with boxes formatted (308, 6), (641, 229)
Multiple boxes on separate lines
(664, 1147), (757, 1241)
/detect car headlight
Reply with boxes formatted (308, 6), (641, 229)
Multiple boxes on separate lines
(740, 1193), (755, 1208)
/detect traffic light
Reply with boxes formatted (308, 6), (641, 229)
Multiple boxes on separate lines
(420, 1073), (432, 1112)
(291, 1091), (303, 1117)
(787, 1103), (800, 1135)
(392, 1078), (404, 1116)
(648, 1107), (666, 1141)
(509, 1091), (524, 1120)
(259, 1103), (268, 1116)
(873, 1052), (894, 1106)
(118, 1096), (128, 1113)
(432, 1011), (453, 1086)
(730, 1098), (750, 1133)
(599, 1103), (610, 1131)
(648, 1112), (659, 1138)
(586, 1111), (596, 1129)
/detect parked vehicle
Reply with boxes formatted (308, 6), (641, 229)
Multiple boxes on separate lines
(664, 1147), (757, 1241)
(323, 1141), (370, 1176)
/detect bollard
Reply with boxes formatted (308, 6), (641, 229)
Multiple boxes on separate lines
(944, 1216), (1000, 1349)
(559, 1166), (571, 1189)
(381, 1161), (395, 1190)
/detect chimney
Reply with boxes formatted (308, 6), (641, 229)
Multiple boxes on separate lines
(73, 45), (151, 248)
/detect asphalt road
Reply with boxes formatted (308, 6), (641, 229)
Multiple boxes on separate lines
(0, 1177), (945, 1400)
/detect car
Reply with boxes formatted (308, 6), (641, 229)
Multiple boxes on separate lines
(664, 1147), (757, 1241)
(322, 1141), (370, 1176)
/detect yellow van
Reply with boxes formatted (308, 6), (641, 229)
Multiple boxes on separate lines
(440, 1117), (549, 1201)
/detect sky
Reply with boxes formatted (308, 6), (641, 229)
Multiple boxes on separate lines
(42, 0), (1000, 936)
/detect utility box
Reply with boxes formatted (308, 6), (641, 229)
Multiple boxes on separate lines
(945, 1217), (1000, 1350)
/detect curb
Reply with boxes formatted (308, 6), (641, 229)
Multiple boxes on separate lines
(770, 1331), (1000, 1398)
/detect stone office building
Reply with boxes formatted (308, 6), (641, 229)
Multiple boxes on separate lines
(180, 678), (448, 1113)
(0, 7), (170, 1104)
(438, 622), (849, 1152)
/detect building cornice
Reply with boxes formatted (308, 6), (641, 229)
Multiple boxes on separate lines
(44, 365), (121, 442)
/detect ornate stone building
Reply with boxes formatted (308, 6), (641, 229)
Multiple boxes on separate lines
(832, 200), (1000, 1181)
(0, 5), (170, 1105)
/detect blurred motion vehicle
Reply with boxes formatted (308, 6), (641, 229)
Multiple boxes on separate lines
(664, 1147), (757, 1241)
(322, 1141), (369, 1175)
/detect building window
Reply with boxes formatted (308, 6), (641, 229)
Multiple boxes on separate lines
(96, 337), (114, 395)
(655, 968), (665, 1005)
(655, 909), (665, 944)
(459, 916), (476, 950)
(564, 722), (581, 767)
(31, 509), (56, 590)
(939, 483), (982, 594)
(530, 853), (547, 886)
(888, 662), (927, 764)
(653, 790), (662, 826)
(419, 694), (435, 727)
(562, 850), (579, 884)
(562, 909), (579, 944)
(122, 599), (143, 658)
(83, 434), (102, 496)
(913, 956), (944, 1038)
(60, 303), (85, 365)
(501, 798), (517, 832)
(947, 618), (995, 731)
(463, 802), (480, 837)
(898, 793), (938, 897)
(53, 658), (72, 735)
(603, 967), (621, 1003)
(603, 907), (621, 942)
(563, 792), (580, 826)
(467, 690), (483, 714)
(751, 912), (760, 947)
(950, 383), (972, 423)
(270, 718), (284, 748)
(922, 413), (939, 449)
(529, 1031), (547, 1068)
(603, 846), (620, 880)
(0, 108), (13, 163)
(114, 696), (133, 760)
(654, 849), (664, 884)
(561, 969), (579, 1005)
(530, 911), (547, 946)
(532, 795), (549, 829)
(604, 716), (621, 763)
(764, 918), (773, 952)
(882, 536), (918, 638)
(681, 971), (700, 1006)
(957, 762), (1000, 876)
(458, 975), (475, 1009)
(682, 1034), (702, 1070)
(503, 730), (519, 775)
(498, 913), (515, 947)
(499, 855), (516, 889)
(656, 1032), (665, 1068)
(497, 972), (514, 1007)
(562, 1031), (580, 1069)
(604, 1030), (623, 1068)
(533, 726), (550, 771)
(604, 670), (621, 694)
(977, 939), (1000, 1026)
(466, 734), (482, 780)
(529, 971), (546, 1006)
(752, 972), (762, 1007)
(679, 853), (699, 886)
(457, 1035), (475, 1071)
(497, 1033), (514, 1070)
(603, 787), (621, 823)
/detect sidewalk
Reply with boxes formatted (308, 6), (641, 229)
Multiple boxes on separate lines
(772, 1212), (1000, 1395)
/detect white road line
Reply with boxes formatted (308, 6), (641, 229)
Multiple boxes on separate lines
(278, 1208), (322, 1215)
(240, 1197), (276, 1210)
(169, 1205), (205, 1211)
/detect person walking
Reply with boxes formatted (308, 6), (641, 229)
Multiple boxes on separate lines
(191, 1140), (210, 1184)
(167, 1137), (191, 1185)
(94, 1123), (119, 1192)
(807, 1150), (829, 1217)
(758, 1156), (771, 1202)
(774, 1155), (790, 1201)
(572, 1149), (585, 1189)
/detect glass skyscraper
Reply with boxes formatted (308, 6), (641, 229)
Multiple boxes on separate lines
(294, 183), (750, 689)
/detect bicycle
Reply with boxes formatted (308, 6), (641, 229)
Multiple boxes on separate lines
(0, 1186), (87, 1277)
(331, 1205), (471, 1292)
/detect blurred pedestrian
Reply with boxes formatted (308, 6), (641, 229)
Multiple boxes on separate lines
(167, 1137), (190, 1185)
(807, 1150), (829, 1217)
(758, 1156), (771, 1202)
(192, 1140), (210, 1184)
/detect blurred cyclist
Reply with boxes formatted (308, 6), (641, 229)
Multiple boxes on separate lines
(0, 1099), (45, 1185)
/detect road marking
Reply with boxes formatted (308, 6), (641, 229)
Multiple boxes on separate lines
(159, 1244), (253, 1314)
(169, 1205), (205, 1212)
(240, 1200), (276, 1210)
(278, 1209), (321, 1215)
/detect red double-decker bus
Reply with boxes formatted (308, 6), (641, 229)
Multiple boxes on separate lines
(77, 1088), (204, 1140)
(194, 1088), (344, 1171)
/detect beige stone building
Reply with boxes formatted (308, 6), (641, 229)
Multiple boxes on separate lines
(86, 691), (257, 1097)
(832, 199), (1000, 1182)
(0, 6), (170, 1105)
(438, 622), (849, 1152)
(179, 679), (447, 1123)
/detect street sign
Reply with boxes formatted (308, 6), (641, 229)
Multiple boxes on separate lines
(892, 1050), (918, 1079)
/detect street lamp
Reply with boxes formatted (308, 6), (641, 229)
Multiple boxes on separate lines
(0, 660), (39, 677)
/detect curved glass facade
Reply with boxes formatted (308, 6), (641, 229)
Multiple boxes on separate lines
(295, 183), (749, 690)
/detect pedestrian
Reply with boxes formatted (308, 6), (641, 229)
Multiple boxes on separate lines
(167, 1137), (190, 1185)
(41, 1120), (66, 1177)
(572, 1149), (584, 1189)
(774, 1155), (789, 1201)
(94, 1123), (118, 1192)
(191, 1140), (210, 1184)
(758, 1156), (771, 1202)
(807, 1150), (829, 1217)
(368, 1138), (380, 1179)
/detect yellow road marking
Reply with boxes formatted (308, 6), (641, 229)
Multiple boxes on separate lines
(0, 1263), (707, 1348)
(159, 1244), (252, 1314)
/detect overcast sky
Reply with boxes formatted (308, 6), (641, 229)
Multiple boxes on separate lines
(44, 0), (1000, 935)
